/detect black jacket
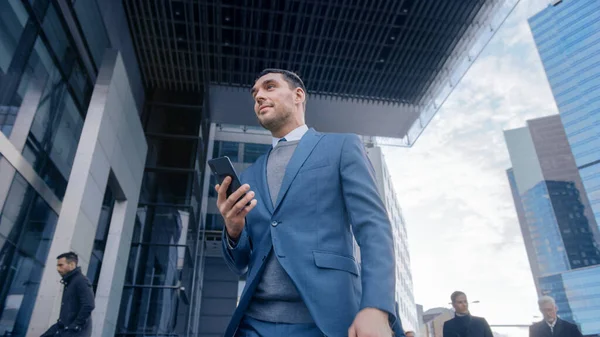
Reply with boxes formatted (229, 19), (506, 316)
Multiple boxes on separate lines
(443, 314), (493, 337)
(529, 318), (583, 337)
(41, 267), (95, 337)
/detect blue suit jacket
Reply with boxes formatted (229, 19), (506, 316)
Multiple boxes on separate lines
(222, 129), (397, 337)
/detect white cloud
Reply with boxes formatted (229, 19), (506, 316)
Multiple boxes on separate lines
(382, 0), (558, 326)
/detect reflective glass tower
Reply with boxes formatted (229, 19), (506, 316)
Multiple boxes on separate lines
(529, 0), (600, 229)
(505, 115), (600, 336)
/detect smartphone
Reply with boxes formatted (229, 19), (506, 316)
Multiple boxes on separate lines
(207, 156), (246, 201)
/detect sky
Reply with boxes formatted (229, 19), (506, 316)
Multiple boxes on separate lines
(383, 0), (560, 335)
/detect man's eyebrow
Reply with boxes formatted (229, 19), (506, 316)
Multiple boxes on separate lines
(250, 79), (277, 96)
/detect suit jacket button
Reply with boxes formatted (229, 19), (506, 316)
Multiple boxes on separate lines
(271, 221), (278, 227)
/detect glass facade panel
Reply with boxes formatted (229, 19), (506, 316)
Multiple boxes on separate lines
(580, 164), (600, 228)
(119, 96), (207, 336)
(0, 172), (58, 337)
(529, 0), (600, 228)
(72, 0), (110, 70)
(117, 205), (195, 336)
(521, 182), (570, 276)
(87, 186), (115, 293)
(242, 143), (270, 163)
(539, 267), (600, 336)
(0, 0), (50, 138)
(146, 136), (198, 169)
(212, 141), (240, 162)
(143, 105), (201, 136)
(546, 181), (600, 269)
(141, 171), (195, 206)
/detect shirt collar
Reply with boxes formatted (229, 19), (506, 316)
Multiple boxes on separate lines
(272, 124), (308, 147)
(546, 319), (557, 329)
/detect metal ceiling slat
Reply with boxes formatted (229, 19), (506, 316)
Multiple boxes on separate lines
(378, 0), (429, 100)
(131, 0), (159, 88)
(123, 0), (152, 88)
(265, 2), (276, 70)
(187, 1), (201, 92)
(182, 1), (194, 89)
(304, 1), (336, 91)
(361, 0), (404, 98)
(152, 0), (173, 90)
(218, 2), (409, 19)
(324, 0), (361, 94)
(144, 11), (421, 32)
(251, 2), (262, 77)
(145, 0), (167, 88)
(168, 1), (185, 91)
(275, 0), (293, 70)
(286, 1), (308, 70)
(396, 1), (451, 102)
(311, 1), (353, 93)
(295, 3), (322, 79)
(199, 0), (212, 87)
(406, 0), (475, 103)
(329, 0), (374, 94)
(136, 33), (455, 64)
(124, 0), (506, 103)
(215, 1), (223, 83)
(349, 0), (398, 98)
(160, 1), (179, 90)
(339, 1), (383, 96)
(409, 1), (473, 103)
(380, 0), (433, 100)
(242, 0), (249, 82)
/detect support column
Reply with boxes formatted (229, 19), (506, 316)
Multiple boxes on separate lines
(27, 49), (147, 337)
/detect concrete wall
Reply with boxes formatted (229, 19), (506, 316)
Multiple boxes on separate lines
(27, 50), (147, 337)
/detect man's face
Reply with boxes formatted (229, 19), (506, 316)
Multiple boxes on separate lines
(452, 294), (469, 315)
(56, 258), (76, 277)
(539, 302), (558, 322)
(251, 73), (301, 132)
(405, 331), (415, 337)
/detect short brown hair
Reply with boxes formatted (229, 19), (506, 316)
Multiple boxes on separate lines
(451, 291), (466, 303)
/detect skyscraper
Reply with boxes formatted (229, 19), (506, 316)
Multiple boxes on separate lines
(365, 145), (418, 334)
(528, 0), (600, 227)
(505, 115), (600, 336)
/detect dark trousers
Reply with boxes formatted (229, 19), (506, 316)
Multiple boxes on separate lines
(235, 316), (325, 337)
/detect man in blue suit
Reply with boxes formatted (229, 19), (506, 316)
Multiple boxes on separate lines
(215, 69), (398, 337)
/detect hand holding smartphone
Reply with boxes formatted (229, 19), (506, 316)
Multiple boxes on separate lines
(208, 156), (257, 240)
(208, 156), (245, 200)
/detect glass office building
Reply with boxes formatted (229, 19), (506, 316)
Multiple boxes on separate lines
(0, 0), (519, 336)
(529, 0), (600, 228)
(505, 115), (600, 336)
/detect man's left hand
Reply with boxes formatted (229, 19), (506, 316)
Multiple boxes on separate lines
(348, 308), (392, 337)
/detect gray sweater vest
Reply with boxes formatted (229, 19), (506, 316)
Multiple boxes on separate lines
(245, 140), (314, 323)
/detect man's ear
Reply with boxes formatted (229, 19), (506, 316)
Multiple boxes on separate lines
(295, 87), (306, 105)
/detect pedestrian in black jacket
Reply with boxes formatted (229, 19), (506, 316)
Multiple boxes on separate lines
(41, 252), (95, 337)
(529, 296), (582, 337)
(443, 291), (493, 337)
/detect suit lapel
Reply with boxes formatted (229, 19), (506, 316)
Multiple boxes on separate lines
(255, 150), (274, 214)
(273, 128), (322, 211)
(552, 319), (563, 337)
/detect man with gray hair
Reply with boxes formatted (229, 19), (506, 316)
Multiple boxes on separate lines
(529, 295), (582, 337)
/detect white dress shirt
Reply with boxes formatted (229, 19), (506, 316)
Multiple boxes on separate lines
(271, 124), (309, 147)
